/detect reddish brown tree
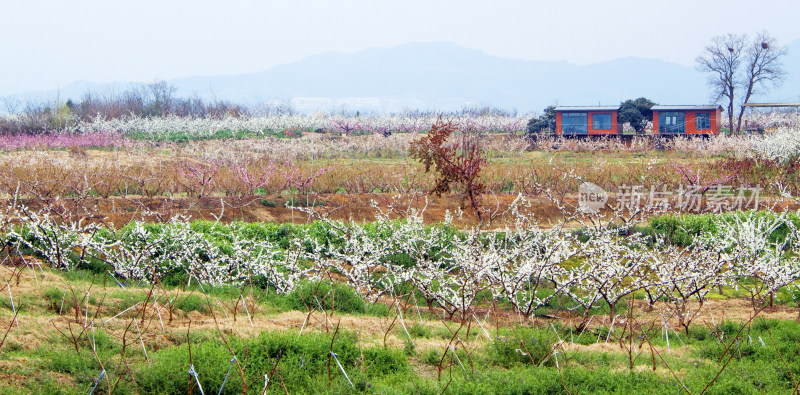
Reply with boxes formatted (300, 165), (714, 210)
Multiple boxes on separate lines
(409, 119), (487, 221)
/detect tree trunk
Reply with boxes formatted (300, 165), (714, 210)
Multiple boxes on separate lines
(728, 102), (735, 135)
(737, 89), (755, 134)
(736, 106), (745, 134)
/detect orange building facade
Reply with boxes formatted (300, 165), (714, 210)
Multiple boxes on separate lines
(554, 106), (622, 136)
(651, 105), (722, 135)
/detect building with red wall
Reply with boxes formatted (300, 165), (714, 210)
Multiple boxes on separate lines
(554, 106), (621, 136)
(651, 105), (722, 135)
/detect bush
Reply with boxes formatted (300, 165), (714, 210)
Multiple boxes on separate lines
(526, 105), (556, 137)
(42, 287), (64, 312)
(488, 328), (556, 367)
(175, 294), (208, 314)
(285, 281), (366, 313)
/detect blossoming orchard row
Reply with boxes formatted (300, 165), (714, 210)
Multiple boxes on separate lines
(2, 110), (797, 139)
(5, 113), (532, 137)
(5, 196), (798, 335)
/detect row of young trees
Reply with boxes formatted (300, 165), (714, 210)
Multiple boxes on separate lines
(0, 81), (249, 134)
(1, 82), (530, 136)
(6, 194), (798, 336)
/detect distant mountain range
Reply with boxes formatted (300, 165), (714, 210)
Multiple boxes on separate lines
(6, 41), (800, 113)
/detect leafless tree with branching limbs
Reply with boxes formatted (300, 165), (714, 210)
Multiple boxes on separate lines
(698, 32), (787, 134)
(736, 31), (787, 132)
(697, 33), (746, 134)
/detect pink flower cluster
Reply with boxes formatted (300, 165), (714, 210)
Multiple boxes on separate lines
(0, 131), (124, 150)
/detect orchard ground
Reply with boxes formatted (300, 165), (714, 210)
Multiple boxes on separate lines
(2, 127), (800, 394)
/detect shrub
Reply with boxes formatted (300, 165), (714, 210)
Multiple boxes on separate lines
(175, 294), (208, 314)
(285, 281), (366, 313)
(488, 328), (556, 367)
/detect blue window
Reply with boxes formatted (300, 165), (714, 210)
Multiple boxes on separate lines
(592, 113), (612, 130)
(562, 112), (588, 134)
(696, 113), (711, 130)
(659, 112), (685, 133)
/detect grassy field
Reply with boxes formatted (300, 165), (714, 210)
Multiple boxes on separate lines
(1, 130), (800, 394)
(1, 267), (800, 394)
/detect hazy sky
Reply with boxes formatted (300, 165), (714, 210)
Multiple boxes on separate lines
(2, 0), (799, 96)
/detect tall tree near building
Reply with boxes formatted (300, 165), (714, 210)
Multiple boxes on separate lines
(696, 33), (745, 134)
(697, 32), (787, 134)
(736, 32), (787, 133)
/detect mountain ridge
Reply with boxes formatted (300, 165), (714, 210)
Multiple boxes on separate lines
(6, 41), (799, 113)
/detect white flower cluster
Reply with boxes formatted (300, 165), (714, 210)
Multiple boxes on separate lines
(72, 113), (531, 138)
(6, 198), (799, 321)
(707, 212), (799, 303)
(748, 127), (800, 162)
(6, 209), (311, 292)
(286, 197), (800, 320)
(721, 111), (800, 130)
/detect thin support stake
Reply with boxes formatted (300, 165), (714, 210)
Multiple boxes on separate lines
(133, 318), (149, 363)
(473, 313), (492, 341)
(330, 351), (354, 388)
(217, 300), (229, 320)
(298, 311), (311, 338)
(396, 305), (414, 346)
(575, 316), (594, 342)
(107, 270), (126, 289)
(605, 315), (618, 344)
(218, 357), (236, 395)
(103, 302), (142, 323)
(59, 288), (66, 316)
(553, 351), (560, 369)
(550, 323), (564, 344)
(6, 284), (18, 328)
(667, 324), (686, 347)
(262, 374), (270, 395)
(91, 321), (97, 352)
(153, 301), (165, 332)
(188, 365), (205, 395)
(448, 345), (468, 375)
(88, 369), (106, 395)
(241, 295), (254, 329)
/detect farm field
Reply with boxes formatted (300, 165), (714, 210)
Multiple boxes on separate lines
(2, 113), (800, 394)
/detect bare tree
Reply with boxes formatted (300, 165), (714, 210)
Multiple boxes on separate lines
(697, 33), (746, 134)
(736, 31), (787, 132)
(147, 80), (177, 116)
(1, 95), (21, 114)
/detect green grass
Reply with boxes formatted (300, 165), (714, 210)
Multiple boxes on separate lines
(4, 268), (800, 394)
(640, 210), (800, 247)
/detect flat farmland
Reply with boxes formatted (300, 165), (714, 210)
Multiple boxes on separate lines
(2, 119), (800, 394)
